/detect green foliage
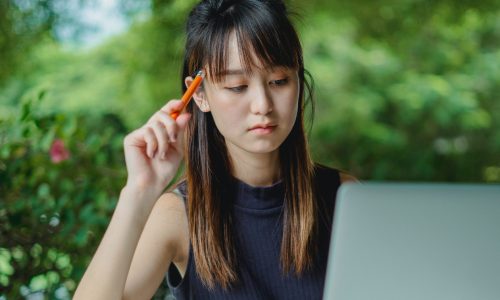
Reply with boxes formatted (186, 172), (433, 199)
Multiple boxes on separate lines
(302, 9), (500, 181)
(0, 0), (55, 85)
(0, 0), (93, 87)
(0, 88), (127, 298)
(0, 0), (199, 129)
(115, 0), (199, 126)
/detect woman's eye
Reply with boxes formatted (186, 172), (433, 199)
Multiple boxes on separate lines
(226, 85), (247, 93)
(271, 78), (289, 86)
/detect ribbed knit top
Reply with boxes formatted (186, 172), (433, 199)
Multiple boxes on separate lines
(166, 164), (341, 299)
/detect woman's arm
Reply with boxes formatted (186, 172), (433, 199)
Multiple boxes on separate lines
(73, 187), (160, 299)
(123, 192), (189, 300)
(73, 100), (191, 300)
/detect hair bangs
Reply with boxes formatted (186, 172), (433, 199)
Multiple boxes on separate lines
(194, 2), (301, 83)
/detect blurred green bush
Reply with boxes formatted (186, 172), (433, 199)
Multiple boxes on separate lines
(0, 88), (127, 298)
(303, 10), (500, 181)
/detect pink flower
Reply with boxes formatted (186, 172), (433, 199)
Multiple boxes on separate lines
(50, 139), (70, 163)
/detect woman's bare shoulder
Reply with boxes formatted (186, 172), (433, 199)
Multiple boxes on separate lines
(339, 171), (359, 184)
(156, 191), (187, 214)
(154, 191), (189, 259)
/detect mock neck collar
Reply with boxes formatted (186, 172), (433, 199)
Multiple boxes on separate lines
(229, 176), (284, 210)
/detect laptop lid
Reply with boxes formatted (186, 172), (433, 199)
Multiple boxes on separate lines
(323, 183), (500, 300)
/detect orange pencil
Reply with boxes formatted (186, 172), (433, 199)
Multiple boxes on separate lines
(170, 70), (205, 120)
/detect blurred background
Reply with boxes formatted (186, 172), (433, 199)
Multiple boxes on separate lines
(0, 0), (499, 298)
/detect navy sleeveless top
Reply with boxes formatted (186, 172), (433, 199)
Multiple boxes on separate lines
(166, 164), (341, 299)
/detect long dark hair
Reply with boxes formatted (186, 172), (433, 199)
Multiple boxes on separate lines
(181, 0), (316, 289)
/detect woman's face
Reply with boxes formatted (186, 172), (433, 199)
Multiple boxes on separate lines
(193, 34), (300, 157)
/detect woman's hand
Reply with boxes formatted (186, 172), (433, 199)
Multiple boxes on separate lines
(123, 100), (191, 196)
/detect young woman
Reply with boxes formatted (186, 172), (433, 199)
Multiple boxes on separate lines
(74, 0), (356, 299)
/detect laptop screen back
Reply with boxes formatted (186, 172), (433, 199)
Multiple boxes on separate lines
(324, 183), (500, 300)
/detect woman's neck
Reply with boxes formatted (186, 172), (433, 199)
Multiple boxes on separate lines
(226, 146), (281, 187)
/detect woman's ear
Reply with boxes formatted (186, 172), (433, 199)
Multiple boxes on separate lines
(185, 76), (210, 112)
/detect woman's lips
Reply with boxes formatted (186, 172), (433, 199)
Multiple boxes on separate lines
(249, 124), (277, 134)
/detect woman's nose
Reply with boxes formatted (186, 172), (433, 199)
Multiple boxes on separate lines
(250, 85), (273, 115)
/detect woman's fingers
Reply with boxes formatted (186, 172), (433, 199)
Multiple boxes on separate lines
(155, 110), (179, 142)
(122, 99), (191, 193)
(133, 99), (192, 160)
(160, 99), (185, 116)
(175, 113), (191, 131)
(143, 127), (158, 158)
(149, 121), (170, 159)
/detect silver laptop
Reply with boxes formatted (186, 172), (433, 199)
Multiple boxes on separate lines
(324, 183), (500, 300)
